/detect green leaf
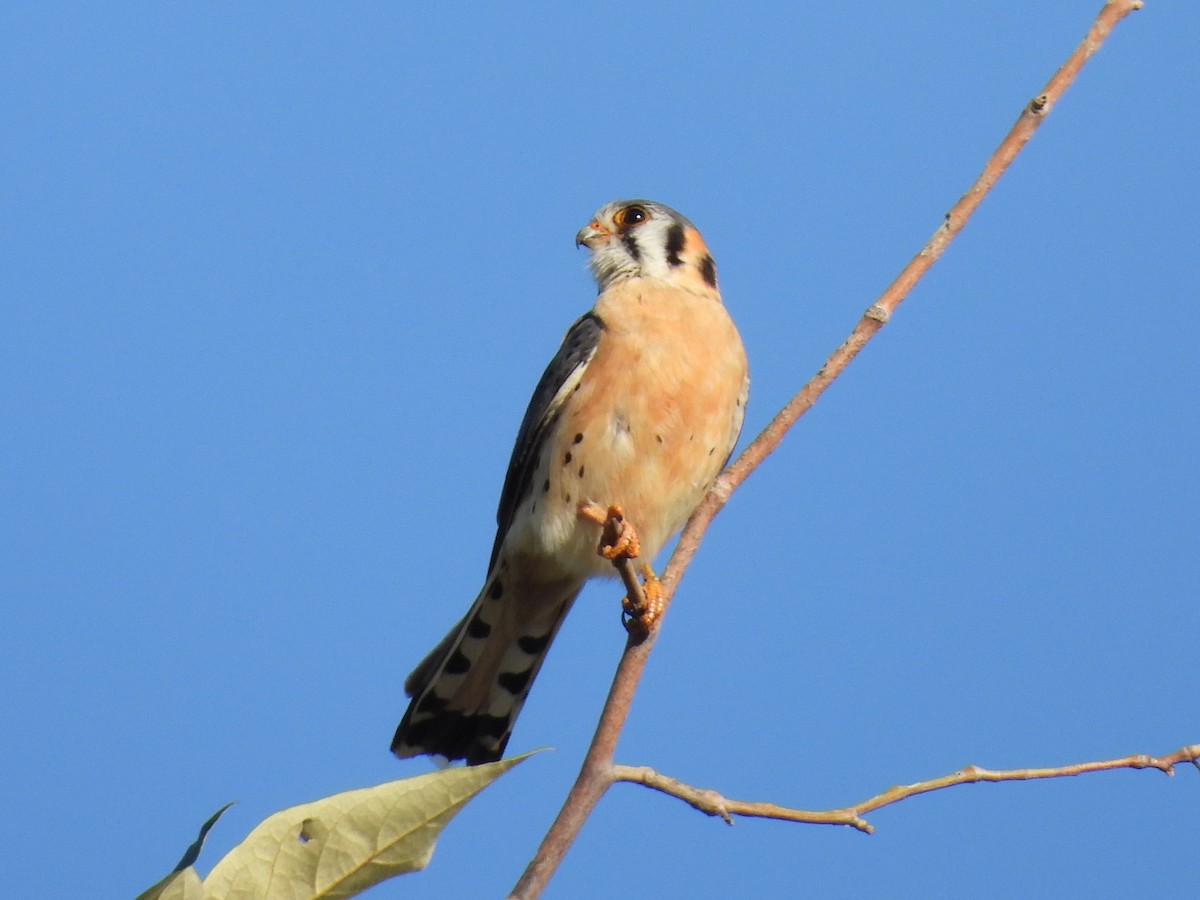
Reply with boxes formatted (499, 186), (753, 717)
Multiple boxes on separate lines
(135, 804), (233, 900)
(201, 752), (537, 899)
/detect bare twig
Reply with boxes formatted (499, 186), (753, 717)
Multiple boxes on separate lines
(509, 3), (1146, 897)
(613, 744), (1200, 835)
(612, 556), (647, 618)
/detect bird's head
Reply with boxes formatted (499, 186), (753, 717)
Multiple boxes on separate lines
(576, 199), (719, 298)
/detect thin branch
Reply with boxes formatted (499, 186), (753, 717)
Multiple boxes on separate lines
(612, 556), (647, 617)
(509, 3), (1145, 897)
(614, 744), (1200, 835)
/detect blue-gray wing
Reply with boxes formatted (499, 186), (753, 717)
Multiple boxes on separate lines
(488, 311), (604, 571)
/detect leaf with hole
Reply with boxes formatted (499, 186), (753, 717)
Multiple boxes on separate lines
(201, 752), (537, 899)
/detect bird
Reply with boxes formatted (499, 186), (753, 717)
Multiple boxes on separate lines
(391, 199), (749, 765)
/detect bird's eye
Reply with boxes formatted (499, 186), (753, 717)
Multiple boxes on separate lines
(614, 205), (648, 230)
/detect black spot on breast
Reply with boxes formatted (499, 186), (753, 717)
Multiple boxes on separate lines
(489, 580), (504, 601)
(573, 433), (584, 444)
(665, 224), (686, 267)
(498, 668), (534, 695)
(564, 451), (572, 465)
(445, 650), (471, 675)
(578, 465), (585, 478)
(562, 491), (572, 504)
(699, 254), (717, 287)
(655, 434), (663, 444)
(708, 446), (716, 456)
(467, 615), (492, 639)
(517, 633), (552, 655)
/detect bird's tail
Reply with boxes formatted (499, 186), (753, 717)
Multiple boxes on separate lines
(391, 573), (582, 765)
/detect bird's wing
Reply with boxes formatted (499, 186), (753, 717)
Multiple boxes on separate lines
(488, 311), (604, 571)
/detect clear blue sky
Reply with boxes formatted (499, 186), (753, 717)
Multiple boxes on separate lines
(4, 3), (1197, 898)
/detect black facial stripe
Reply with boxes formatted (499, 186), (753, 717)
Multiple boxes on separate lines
(699, 254), (717, 287)
(621, 233), (641, 262)
(665, 223), (686, 267)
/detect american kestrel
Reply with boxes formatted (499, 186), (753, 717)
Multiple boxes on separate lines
(391, 199), (749, 765)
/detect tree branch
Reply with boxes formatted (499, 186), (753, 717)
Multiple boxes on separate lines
(613, 743), (1200, 834)
(509, 3), (1146, 897)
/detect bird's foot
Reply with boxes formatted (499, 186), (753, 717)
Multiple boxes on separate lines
(578, 503), (641, 561)
(621, 563), (665, 636)
(579, 504), (663, 636)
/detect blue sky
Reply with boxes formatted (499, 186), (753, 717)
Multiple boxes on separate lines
(4, 3), (1197, 898)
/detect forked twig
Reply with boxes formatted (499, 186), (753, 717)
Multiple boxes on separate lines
(510, 4), (1148, 897)
(613, 744), (1200, 835)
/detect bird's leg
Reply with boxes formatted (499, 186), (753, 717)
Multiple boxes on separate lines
(577, 503), (664, 636)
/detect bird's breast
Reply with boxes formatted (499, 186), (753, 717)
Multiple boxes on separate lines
(512, 279), (748, 579)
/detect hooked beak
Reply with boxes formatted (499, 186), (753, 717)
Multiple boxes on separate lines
(575, 220), (611, 249)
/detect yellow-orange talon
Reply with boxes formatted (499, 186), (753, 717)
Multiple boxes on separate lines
(638, 567), (666, 626)
(579, 503), (642, 562)
(621, 563), (665, 635)
(579, 503), (662, 634)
